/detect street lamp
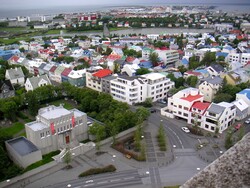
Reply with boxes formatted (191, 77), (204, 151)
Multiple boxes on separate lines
(196, 168), (200, 171)
(6, 179), (10, 183)
(67, 184), (71, 187)
(146, 171), (150, 175)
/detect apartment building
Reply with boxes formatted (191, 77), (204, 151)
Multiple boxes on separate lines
(155, 50), (179, 68)
(25, 105), (88, 155)
(110, 73), (174, 105)
(203, 102), (236, 133)
(236, 88), (250, 114)
(86, 69), (112, 92)
(228, 52), (250, 66)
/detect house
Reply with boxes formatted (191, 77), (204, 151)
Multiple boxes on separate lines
(25, 105), (88, 154)
(232, 99), (249, 121)
(206, 64), (224, 76)
(0, 49), (21, 61)
(224, 71), (241, 85)
(61, 68), (72, 83)
(68, 69), (86, 87)
(48, 66), (57, 81)
(86, 69), (112, 92)
(236, 88), (250, 115)
(165, 88), (204, 121)
(0, 80), (15, 99)
(198, 76), (223, 102)
(5, 67), (25, 86)
(5, 137), (42, 168)
(54, 66), (65, 83)
(184, 71), (203, 79)
(121, 64), (140, 77)
(25, 74), (52, 91)
(203, 102), (236, 133)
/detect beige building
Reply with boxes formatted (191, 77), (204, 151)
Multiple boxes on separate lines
(198, 76), (223, 102)
(25, 105), (88, 155)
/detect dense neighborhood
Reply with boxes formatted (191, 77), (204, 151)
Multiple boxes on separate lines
(0, 4), (249, 188)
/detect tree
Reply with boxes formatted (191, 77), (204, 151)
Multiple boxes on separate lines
(188, 61), (200, 70)
(88, 122), (106, 150)
(26, 91), (39, 116)
(136, 68), (151, 75)
(63, 147), (72, 168)
(19, 47), (25, 53)
(135, 107), (150, 124)
(201, 52), (216, 66)
(157, 123), (167, 151)
(214, 93), (233, 103)
(177, 65), (187, 74)
(149, 52), (159, 67)
(225, 131), (233, 149)
(186, 76), (198, 87)
(1, 101), (17, 121)
(134, 124), (142, 152)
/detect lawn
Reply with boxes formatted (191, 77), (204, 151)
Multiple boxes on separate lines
(0, 27), (30, 33)
(45, 29), (64, 35)
(22, 150), (60, 173)
(47, 99), (76, 110)
(0, 122), (25, 137)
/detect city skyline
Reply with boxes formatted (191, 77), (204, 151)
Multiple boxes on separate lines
(1, 0), (250, 9)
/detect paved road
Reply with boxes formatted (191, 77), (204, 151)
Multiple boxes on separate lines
(45, 169), (142, 188)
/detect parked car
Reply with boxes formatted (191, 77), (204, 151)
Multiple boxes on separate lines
(150, 108), (157, 113)
(244, 120), (250, 124)
(181, 127), (190, 133)
(157, 99), (166, 104)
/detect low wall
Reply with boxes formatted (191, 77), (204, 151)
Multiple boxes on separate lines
(161, 107), (174, 118)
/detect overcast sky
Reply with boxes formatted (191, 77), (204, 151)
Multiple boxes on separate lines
(1, 0), (250, 9)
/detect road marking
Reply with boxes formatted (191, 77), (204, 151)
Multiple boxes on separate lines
(74, 186), (81, 188)
(84, 183), (94, 187)
(168, 127), (184, 149)
(97, 181), (107, 184)
(110, 179), (121, 182)
(198, 139), (201, 144)
(124, 177), (134, 180)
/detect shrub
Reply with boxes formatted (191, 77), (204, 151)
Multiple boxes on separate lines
(188, 126), (204, 136)
(79, 165), (116, 177)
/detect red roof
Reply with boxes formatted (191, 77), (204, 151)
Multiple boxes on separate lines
(191, 101), (210, 111)
(10, 55), (19, 62)
(185, 71), (202, 76)
(107, 54), (121, 61)
(92, 69), (112, 78)
(61, 68), (72, 77)
(181, 94), (203, 102)
(49, 66), (57, 73)
(126, 56), (135, 63)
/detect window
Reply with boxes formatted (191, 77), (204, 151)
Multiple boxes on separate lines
(184, 113), (188, 117)
(179, 105), (182, 108)
(205, 124), (209, 129)
(211, 126), (215, 131)
(40, 132), (45, 138)
(184, 107), (189, 111)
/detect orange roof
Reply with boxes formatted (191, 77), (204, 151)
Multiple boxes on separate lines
(10, 55), (19, 62)
(107, 54), (121, 60)
(181, 94), (203, 102)
(92, 69), (112, 78)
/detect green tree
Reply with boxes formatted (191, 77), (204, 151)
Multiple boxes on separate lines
(157, 123), (167, 151)
(225, 131), (233, 149)
(136, 68), (151, 75)
(1, 101), (17, 121)
(188, 61), (200, 70)
(136, 107), (150, 124)
(201, 52), (216, 66)
(149, 52), (159, 67)
(63, 147), (72, 168)
(26, 91), (39, 116)
(177, 65), (187, 74)
(214, 93), (233, 103)
(89, 122), (106, 150)
(186, 76), (198, 87)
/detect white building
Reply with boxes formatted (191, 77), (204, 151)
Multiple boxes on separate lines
(5, 67), (25, 86)
(154, 50), (179, 67)
(25, 74), (52, 91)
(25, 105), (88, 155)
(228, 53), (250, 66)
(232, 99), (249, 121)
(110, 73), (174, 105)
(203, 102), (236, 133)
(236, 88), (250, 115)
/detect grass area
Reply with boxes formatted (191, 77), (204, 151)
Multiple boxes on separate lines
(0, 27), (30, 32)
(79, 165), (116, 177)
(45, 29), (64, 35)
(0, 122), (25, 137)
(48, 99), (75, 110)
(0, 37), (28, 45)
(22, 150), (60, 173)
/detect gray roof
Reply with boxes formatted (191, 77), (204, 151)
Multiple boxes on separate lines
(210, 64), (224, 72)
(118, 75), (137, 81)
(39, 63), (46, 69)
(27, 74), (51, 90)
(6, 137), (39, 156)
(6, 67), (24, 79)
(102, 75), (117, 81)
(207, 103), (225, 114)
(201, 76), (223, 85)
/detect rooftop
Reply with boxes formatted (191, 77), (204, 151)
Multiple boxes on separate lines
(238, 88), (250, 100)
(6, 137), (39, 156)
(92, 69), (112, 78)
(207, 103), (226, 114)
(192, 101), (211, 111)
(39, 105), (71, 120)
(181, 94), (203, 102)
(141, 72), (165, 81)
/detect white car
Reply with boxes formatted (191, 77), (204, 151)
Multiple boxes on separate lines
(244, 120), (250, 124)
(85, 180), (93, 183)
(181, 127), (190, 133)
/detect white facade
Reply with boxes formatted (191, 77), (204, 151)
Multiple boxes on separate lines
(25, 105), (88, 155)
(25, 74), (52, 91)
(5, 67), (25, 86)
(232, 99), (249, 121)
(228, 52), (250, 66)
(167, 88), (204, 121)
(236, 89), (250, 115)
(154, 50), (179, 67)
(110, 73), (174, 105)
(203, 102), (236, 133)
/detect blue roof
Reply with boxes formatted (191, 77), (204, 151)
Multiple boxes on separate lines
(194, 69), (209, 74)
(1, 54), (14, 61)
(238, 89), (250, 100)
(181, 58), (189, 65)
(223, 46), (233, 50)
(139, 61), (152, 68)
(216, 52), (228, 57)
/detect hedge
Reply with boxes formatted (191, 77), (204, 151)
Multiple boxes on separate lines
(79, 165), (116, 177)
